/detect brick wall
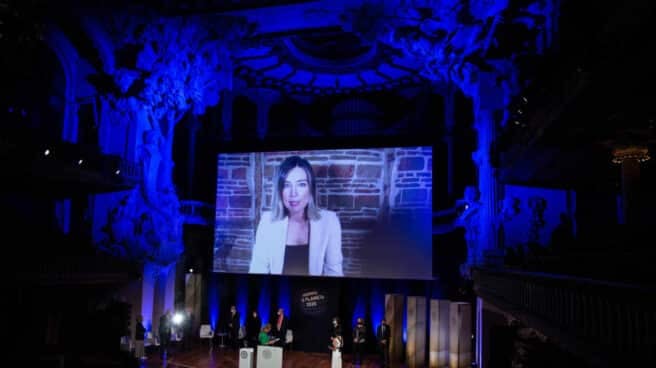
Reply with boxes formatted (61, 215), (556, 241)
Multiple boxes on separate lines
(214, 153), (255, 272)
(390, 146), (433, 219)
(214, 147), (433, 277)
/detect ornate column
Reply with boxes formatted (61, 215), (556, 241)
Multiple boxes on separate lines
(45, 25), (79, 144)
(612, 146), (650, 224)
(443, 83), (457, 198)
(472, 106), (498, 263)
(141, 262), (157, 332)
(253, 88), (280, 140)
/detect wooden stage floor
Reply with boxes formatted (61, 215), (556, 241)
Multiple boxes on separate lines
(141, 345), (406, 368)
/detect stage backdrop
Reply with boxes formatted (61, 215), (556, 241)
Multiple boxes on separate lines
(213, 146), (433, 279)
(290, 279), (340, 352)
(206, 273), (459, 356)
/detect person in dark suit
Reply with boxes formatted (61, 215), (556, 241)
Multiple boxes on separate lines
(227, 305), (240, 350)
(376, 319), (390, 367)
(246, 309), (262, 347)
(182, 307), (194, 351)
(134, 315), (146, 360)
(352, 317), (366, 365)
(331, 316), (342, 338)
(159, 310), (172, 359)
(272, 308), (288, 347)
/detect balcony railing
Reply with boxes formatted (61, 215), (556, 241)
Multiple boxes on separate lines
(473, 267), (656, 366)
(180, 200), (215, 226)
(1, 138), (141, 193)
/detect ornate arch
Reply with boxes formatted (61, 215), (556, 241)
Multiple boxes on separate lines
(43, 24), (80, 142)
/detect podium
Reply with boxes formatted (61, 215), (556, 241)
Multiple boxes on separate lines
(199, 324), (214, 350)
(239, 347), (255, 368)
(256, 345), (283, 368)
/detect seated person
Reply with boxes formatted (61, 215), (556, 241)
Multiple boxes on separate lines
(258, 324), (279, 346)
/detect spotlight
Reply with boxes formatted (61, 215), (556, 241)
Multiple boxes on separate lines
(188, 268), (194, 273)
(115, 169), (121, 175)
(78, 159), (84, 165)
(44, 149), (50, 156)
(172, 312), (184, 325)
(514, 120), (520, 126)
(521, 96), (528, 104)
(516, 109), (523, 115)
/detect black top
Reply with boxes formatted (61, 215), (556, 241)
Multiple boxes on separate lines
(135, 322), (146, 341)
(377, 324), (390, 340)
(282, 244), (309, 275)
(246, 315), (261, 340)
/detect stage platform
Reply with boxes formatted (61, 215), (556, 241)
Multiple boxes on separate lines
(141, 345), (407, 368)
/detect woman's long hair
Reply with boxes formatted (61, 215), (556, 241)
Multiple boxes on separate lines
(271, 155), (320, 221)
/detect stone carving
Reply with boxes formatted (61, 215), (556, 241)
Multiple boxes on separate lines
(102, 188), (183, 265)
(497, 196), (520, 250)
(338, 0), (556, 120)
(90, 14), (254, 264)
(527, 196), (547, 244)
(455, 185), (482, 277)
(140, 129), (163, 203)
(500, 196), (521, 222)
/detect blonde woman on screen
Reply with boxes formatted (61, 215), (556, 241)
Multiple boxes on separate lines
(249, 155), (343, 276)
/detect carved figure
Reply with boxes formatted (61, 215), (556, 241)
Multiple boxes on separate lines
(528, 196), (546, 243)
(455, 186), (482, 277)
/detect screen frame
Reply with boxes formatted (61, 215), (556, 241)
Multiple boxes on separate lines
(212, 142), (435, 280)
(213, 136), (436, 155)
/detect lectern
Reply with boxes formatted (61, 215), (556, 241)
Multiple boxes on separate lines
(256, 345), (283, 368)
(239, 347), (254, 368)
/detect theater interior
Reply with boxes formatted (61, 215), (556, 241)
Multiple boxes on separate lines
(3, 0), (655, 367)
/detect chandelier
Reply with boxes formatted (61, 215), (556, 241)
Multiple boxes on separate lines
(611, 146), (651, 164)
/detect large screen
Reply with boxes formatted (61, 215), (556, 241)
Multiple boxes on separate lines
(213, 146), (432, 279)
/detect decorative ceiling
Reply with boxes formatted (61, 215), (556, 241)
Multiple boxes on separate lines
(218, 0), (556, 97)
(40, 0), (556, 117)
(233, 29), (425, 95)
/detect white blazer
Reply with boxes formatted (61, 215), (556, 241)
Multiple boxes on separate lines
(249, 209), (343, 276)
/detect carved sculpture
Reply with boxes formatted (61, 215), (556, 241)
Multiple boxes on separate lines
(500, 196), (521, 222)
(339, 0), (555, 120)
(93, 14), (254, 265)
(89, 1), (556, 266)
(527, 196), (547, 244)
(455, 186), (482, 277)
(497, 196), (521, 249)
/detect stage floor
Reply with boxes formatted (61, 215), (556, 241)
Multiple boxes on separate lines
(141, 346), (406, 368)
